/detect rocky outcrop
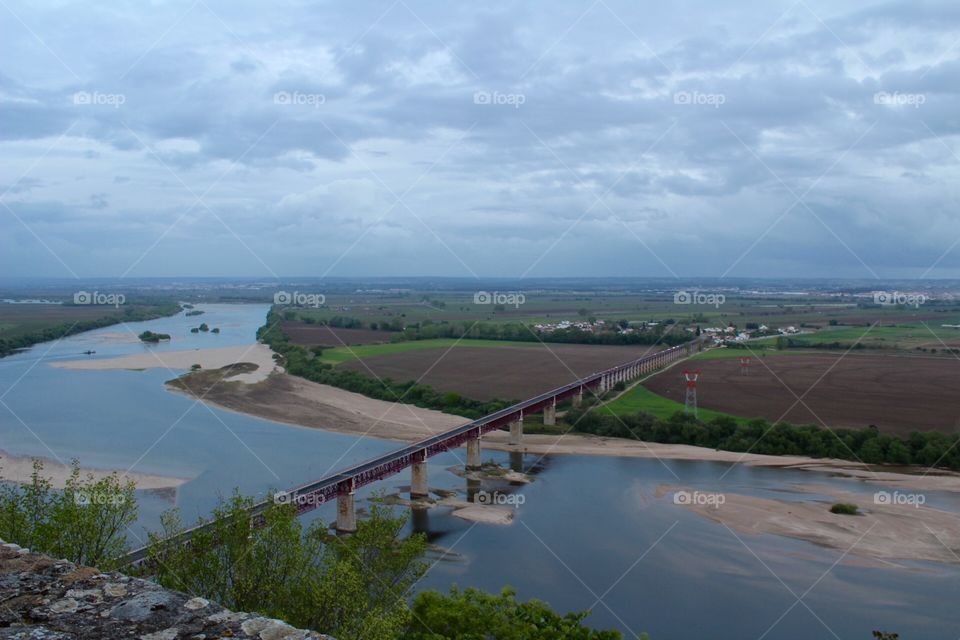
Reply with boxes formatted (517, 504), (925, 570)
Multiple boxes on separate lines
(0, 540), (333, 639)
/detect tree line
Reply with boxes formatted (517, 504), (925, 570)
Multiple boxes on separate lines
(0, 303), (182, 357)
(570, 405), (960, 470)
(280, 308), (689, 347)
(399, 320), (688, 346)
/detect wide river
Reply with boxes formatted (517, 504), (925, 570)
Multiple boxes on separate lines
(0, 304), (956, 638)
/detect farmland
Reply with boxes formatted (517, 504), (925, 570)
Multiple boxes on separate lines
(642, 353), (960, 436)
(279, 287), (960, 333)
(280, 322), (396, 347)
(271, 283), (960, 421)
(338, 343), (667, 401)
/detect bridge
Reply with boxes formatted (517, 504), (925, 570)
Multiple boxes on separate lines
(123, 340), (697, 565)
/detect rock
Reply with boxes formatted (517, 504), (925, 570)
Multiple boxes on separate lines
(242, 617), (309, 639)
(140, 628), (179, 640)
(47, 599), (78, 615)
(110, 590), (178, 622)
(0, 540), (335, 639)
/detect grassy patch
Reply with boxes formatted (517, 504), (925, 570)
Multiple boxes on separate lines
(601, 384), (748, 423)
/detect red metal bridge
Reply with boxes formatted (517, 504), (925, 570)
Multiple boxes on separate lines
(123, 340), (696, 565)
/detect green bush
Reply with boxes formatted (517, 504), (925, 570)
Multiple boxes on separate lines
(0, 460), (137, 570)
(830, 503), (859, 515)
(409, 587), (630, 640)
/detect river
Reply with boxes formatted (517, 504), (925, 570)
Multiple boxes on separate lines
(0, 303), (955, 639)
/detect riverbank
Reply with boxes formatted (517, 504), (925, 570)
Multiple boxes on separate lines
(52, 344), (279, 384)
(658, 483), (960, 566)
(0, 449), (189, 491)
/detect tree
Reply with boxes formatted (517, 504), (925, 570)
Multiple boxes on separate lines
(147, 495), (426, 640)
(0, 460), (137, 570)
(408, 587), (629, 639)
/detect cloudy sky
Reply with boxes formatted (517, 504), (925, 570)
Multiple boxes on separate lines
(1, 0), (959, 280)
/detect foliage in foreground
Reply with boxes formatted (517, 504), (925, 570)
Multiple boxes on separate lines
(147, 496), (426, 640)
(409, 587), (628, 640)
(571, 405), (960, 472)
(0, 463), (626, 639)
(0, 460), (137, 570)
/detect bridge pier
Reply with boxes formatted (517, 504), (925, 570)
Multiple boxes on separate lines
(543, 399), (556, 426)
(509, 416), (523, 445)
(411, 461), (429, 498)
(336, 491), (357, 533)
(466, 435), (481, 469)
(572, 388), (583, 407)
(510, 450), (524, 472)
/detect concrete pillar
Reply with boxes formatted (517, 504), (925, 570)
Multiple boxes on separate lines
(466, 477), (482, 502)
(410, 506), (429, 534)
(466, 436), (481, 469)
(509, 417), (523, 445)
(572, 389), (583, 407)
(411, 461), (428, 498)
(336, 492), (357, 533)
(543, 399), (556, 426)
(509, 450), (524, 473)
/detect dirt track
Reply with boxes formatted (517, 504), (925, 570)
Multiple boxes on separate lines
(340, 343), (667, 401)
(644, 354), (960, 435)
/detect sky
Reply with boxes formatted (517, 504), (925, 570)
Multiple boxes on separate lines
(1, 0), (959, 281)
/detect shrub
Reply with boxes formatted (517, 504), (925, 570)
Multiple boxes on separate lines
(830, 503), (859, 515)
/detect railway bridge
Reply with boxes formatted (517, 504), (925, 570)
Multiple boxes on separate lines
(123, 340), (697, 565)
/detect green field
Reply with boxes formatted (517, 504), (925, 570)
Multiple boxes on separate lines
(779, 323), (960, 351)
(601, 384), (747, 423)
(316, 338), (526, 365)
